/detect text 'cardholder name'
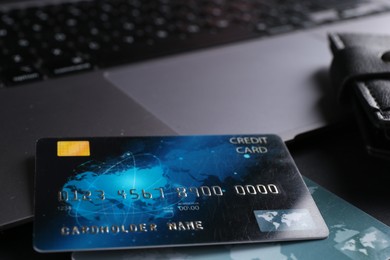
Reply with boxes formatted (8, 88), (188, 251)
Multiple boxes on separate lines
(34, 134), (328, 253)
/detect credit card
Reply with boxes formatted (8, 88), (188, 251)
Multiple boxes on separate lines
(34, 134), (328, 252)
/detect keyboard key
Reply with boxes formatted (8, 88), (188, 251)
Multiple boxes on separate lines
(43, 56), (93, 77)
(0, 51), (36, 67)
(2, 65), (42, 86)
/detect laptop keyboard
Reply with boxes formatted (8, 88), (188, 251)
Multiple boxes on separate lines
(1, 0), (389, 87)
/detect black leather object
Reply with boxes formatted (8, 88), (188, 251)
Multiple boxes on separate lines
(329, 33), (390, 159)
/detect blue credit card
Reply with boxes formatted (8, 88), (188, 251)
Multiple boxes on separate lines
(33, 134), (328, 252)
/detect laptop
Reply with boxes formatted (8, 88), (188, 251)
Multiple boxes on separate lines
(1, 0), (390, 229)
